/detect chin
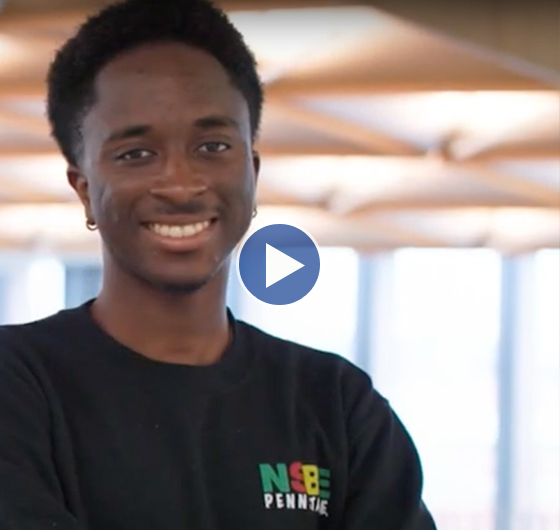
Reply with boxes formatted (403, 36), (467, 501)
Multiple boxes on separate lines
(138, 262), (225, 294)
(139, 269), (214, 293)
(114, 245), (229, 295)
(158, 279), (209, 294)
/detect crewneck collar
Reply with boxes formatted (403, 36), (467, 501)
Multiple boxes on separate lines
(63, 300), (256, 394)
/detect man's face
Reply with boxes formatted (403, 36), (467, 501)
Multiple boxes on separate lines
(69, 42), (259, 291)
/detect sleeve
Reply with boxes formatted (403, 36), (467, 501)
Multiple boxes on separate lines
(339, 366), (438, 530)
(0, 337), (86, 529)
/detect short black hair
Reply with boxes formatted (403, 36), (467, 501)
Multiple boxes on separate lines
(46, 0), (264, 166)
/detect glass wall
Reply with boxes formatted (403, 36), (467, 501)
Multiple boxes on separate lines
(0, 247), (557, 530)
(387, 249), (501, 530)
(531, 250), (559, 530)
(0, 254), (65, 324)
(233, 246), (360, 363)
(65, 263), (102, 308)
(0, 272), (5, 324)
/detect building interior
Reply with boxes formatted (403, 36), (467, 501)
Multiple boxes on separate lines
(0, 0), (558, 528)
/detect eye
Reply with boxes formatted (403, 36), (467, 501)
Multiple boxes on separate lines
(115, 149), (155, 161)
(198, 142), (230, 153)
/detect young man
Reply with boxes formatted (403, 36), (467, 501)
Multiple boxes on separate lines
(0, 0), (437, 528)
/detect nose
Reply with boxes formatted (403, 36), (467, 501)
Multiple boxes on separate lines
(149, 155), (208, 203)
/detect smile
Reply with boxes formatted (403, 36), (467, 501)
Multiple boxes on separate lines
(148, 221), (211, 239)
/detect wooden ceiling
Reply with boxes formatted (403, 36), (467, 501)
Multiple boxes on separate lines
(0, 0), (558, 255)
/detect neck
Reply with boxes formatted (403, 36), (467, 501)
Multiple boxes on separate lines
(91, 260), (231, 366)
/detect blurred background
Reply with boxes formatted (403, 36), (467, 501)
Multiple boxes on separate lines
(0, 0), (558, 529)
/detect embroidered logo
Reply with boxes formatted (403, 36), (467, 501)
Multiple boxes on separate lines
(258, 462), (330, 517)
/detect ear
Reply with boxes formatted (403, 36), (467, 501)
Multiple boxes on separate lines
(67, 165), (94, 223)
(252, 150), (260, 185)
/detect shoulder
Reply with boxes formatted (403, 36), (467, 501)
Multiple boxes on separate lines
(0, 308), (80, 369)
(1, 308), (76, 340)
(238, 318), (356, 371)
(236, 318), (382, 406)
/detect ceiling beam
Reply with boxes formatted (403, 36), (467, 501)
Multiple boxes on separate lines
(335, 199), (560, 215)
(0, 175), (66, 202)
(220, 0), (351, 9)
(2, 192), (558, 212)
(464, 145), (560, 162)
(0, 235), (555, 253)
(334, 162), (560, 216)
(0, 0), (346, 30)
(357, 0), (560, 82)
(255, 143), (374, 157)
(342, 215), (452, 247)
(0, 235), (100, 254)
(360, 216), (453, 247)
(257, 141), (560, 159)
(0, 83), (46, 99)
(458, 163), (560, 206)
(9, 0), (553, 82)
(0, 12), (82, 31)
(0, 108), (50, 136)
(265, 77), (553, 97)
(232, 178), (560, 211)
(255, 186), (327, 208)
(0, 145), (60, 158)
(0, 236), (26, 251)
(499, 238), (560, 255)
(447, 127), (560, 161)
(1, 79), (552, 102)
(269, 99), (422, 156)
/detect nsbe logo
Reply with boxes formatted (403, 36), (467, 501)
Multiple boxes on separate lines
(258, 462), (330, 517)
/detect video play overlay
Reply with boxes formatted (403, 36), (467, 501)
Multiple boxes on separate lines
(237, 224), (321, 305)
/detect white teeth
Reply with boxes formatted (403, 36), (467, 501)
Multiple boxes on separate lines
(169, 226), (182, 237)
(149, 221), (211, 238)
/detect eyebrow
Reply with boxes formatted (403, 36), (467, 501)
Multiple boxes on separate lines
(105, 124), (152, 144)
(192, 115), (241, 132)
(104, 115), (241, 145)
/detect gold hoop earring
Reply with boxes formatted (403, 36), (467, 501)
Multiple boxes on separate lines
(86, 219), (97, 231)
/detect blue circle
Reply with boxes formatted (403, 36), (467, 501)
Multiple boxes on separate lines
(237, 224), (321, 305)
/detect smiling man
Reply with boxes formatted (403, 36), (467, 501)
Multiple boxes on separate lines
(0, 1), (437, 529)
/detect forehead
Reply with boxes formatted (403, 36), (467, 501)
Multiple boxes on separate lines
(86, 41), (249, 129)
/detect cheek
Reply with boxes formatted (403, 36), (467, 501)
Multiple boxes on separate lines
(89, 180), (127, 227)
(234, 164), (257, 205)
(223, 177), (254, 218)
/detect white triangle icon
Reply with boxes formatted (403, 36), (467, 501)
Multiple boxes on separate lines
(266, 244), (305, 288)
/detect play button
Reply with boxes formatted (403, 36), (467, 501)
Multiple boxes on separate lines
(266, 244), (304, 288)
(237, 224), (321, 305)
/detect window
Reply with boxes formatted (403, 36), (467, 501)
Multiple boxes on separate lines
(0, 272), (6, 324)
(65, 264), (102, 308)
(0, 255), (66, 324)
(378, 249), (501, 530)
(532, 250), (559, 530)
(232, 247), (360, 362)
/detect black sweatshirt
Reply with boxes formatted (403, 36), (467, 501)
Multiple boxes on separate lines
(0, 301), (437, 529)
